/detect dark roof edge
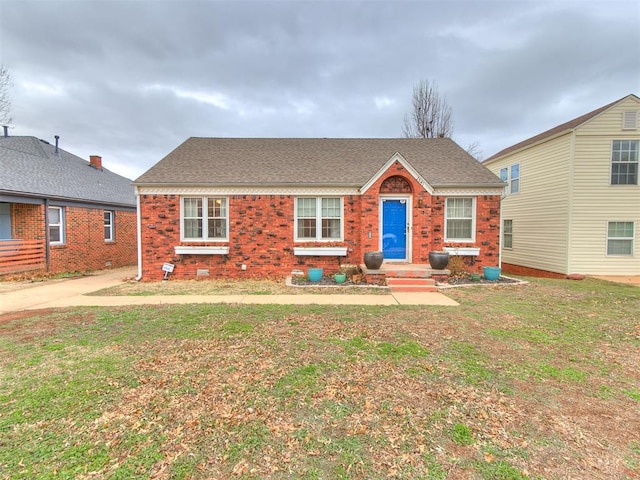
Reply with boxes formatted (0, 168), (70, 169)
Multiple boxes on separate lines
(133, 181), (503, 190)
(133, 182), (363, 188)
(484, 94), (640, 164)
(0, 189), (136, 209)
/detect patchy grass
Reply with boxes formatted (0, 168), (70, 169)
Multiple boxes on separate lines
(0, 276), (639, 478)
(89, 278), (389, 296)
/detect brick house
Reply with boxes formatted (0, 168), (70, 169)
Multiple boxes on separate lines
(134, 138), (504, 281)
(0, 135), (137, 275)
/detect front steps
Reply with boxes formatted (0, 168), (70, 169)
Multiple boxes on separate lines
(359, 263), (450, 290)
(385, 277), (438, 293)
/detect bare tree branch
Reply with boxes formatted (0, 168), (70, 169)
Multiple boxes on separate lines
(402, 78), (453, 138)
(466, 141), (484, 161)
(0, 65), (13, 126)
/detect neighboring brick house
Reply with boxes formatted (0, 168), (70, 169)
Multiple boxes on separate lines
(484, 94), (640, 277)
(134, 138), (504, 281)
(0, 135), (137, 275)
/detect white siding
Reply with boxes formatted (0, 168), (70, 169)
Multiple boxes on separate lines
(487, 135), (572, 274)
(568, 98), (640, 274)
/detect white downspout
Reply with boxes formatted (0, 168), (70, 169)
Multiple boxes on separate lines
(135, 188), (143, 281)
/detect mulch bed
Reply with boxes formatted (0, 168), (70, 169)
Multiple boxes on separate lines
(290, 275), (524, 288)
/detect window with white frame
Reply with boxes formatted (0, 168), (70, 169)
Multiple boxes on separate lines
(503, 219), (513, 249)
(104, 211), (114, 241)
(181, 197), (228, 241)
(500, 164), (520, 194)
(611, 140), (638, 185)
(500, 167), (508, 192)
(607, 222), (634, 255)
(445, 197), (474, 241)
(510, 164), (520, 193)
(295, 197), (342, 241)
(48, 206), (65, 245)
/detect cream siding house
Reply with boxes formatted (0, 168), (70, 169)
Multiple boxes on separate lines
(484, 94), (640, 276)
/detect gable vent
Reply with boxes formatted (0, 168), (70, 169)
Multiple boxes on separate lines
(622, 111), (638, 130)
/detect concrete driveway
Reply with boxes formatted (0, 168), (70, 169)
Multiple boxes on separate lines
(590, 275), (640, 287)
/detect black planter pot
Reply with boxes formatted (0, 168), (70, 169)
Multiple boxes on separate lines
(364, 251), (384, 270)
(428, 251), (450, 270)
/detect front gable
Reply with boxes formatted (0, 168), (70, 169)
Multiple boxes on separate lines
(360, 152), (434, 195)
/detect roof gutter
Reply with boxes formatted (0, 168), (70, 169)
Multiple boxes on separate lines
(0, 189), (136, 210)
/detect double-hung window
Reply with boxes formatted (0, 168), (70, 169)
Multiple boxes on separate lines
(104, 211), (114, 241)
(500, 164), (520, 194)
(445, 197), (474, 241)
(503, 219), (513, 249)
(607, 222), (634, 255)
(611, 140), (638, 185)
(182, 197), (228, 241)
(48, 206), (65, 245)
(295, 197), (342, 241)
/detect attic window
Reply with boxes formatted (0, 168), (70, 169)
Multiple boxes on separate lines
(622, 111), (638, 130)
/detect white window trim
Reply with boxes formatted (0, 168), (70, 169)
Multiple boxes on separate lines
(606, 221), (635, 256)
(510, 164), (520, 194)
(503, 219), (513, 250)
(180, 196), (229, 242)
(444, 197), (476, 243)
(104, 210), (114, 242)
(500, 164), (520, 196)
(48, 206), (65, 246)
(610, 139), (639, 186)
(294, 196), (344, 242)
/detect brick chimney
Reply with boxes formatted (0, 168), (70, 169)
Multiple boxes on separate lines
(89, 155), (103, 170)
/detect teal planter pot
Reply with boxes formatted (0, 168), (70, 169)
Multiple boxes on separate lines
(334, 273), (347, 284)
(483, 266), (501, 280)
(307, 268), (324, 282)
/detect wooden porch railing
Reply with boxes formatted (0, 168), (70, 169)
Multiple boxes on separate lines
(0, 239), (46, 275)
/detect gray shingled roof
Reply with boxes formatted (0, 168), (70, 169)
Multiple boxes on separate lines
(0, 136), (136, 207)
(135, 137), (503, 188)
(484, 94), (640, 163)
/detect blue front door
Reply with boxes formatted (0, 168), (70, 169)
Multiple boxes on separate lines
(382, 199), (407, 260)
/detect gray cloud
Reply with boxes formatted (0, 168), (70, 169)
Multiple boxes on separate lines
(1, 0), (638, 178)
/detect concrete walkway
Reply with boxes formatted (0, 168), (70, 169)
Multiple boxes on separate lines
(0, 267), (458, 314)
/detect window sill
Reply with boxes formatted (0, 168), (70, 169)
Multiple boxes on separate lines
(444, 247), (480, 256)
(174, 246), (229, 255)
(294, 246), (348, 256)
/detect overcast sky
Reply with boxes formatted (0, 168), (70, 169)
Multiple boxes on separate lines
(1, 0), (638, 180)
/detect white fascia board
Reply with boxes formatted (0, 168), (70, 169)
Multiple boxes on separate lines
(136, 186), (361, 196)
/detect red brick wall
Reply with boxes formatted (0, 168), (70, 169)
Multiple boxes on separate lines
(140, 194), (363, 281)
(140, 169), (501, 280)
(501, 262), (566, 279)
(12, 204), (45, 240)
(48, 206), (137, 273)
(8, 203), (136, 275)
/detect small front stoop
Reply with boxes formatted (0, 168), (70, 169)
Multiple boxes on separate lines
(386, 277), (438, 293)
